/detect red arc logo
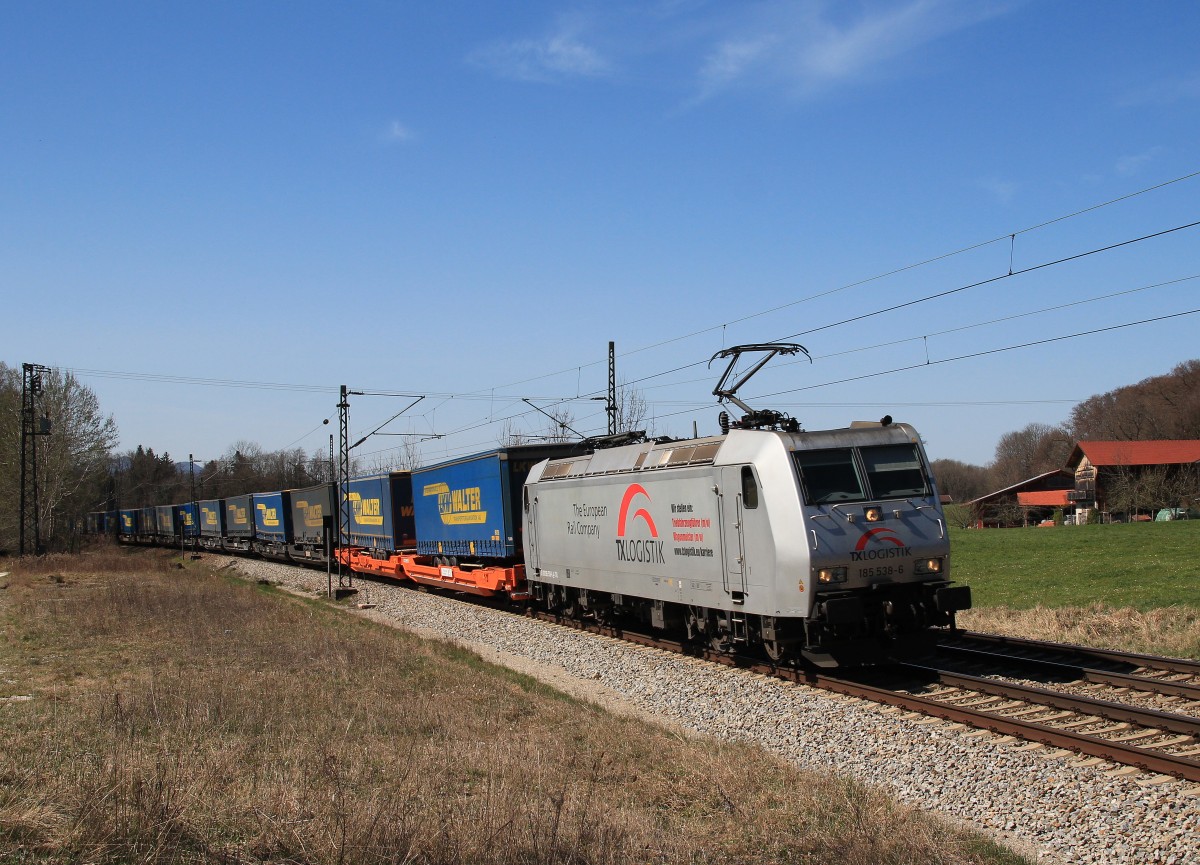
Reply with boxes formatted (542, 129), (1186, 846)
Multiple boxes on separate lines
(854, 527), (904, 551)
(617, 483), (658, 538)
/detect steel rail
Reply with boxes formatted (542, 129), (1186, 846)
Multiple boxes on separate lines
(933, 643), (1200, 701)
(946, 631), (1200, 676)
(886, 663), (1200, 735)
(795, 669), (1200, 783)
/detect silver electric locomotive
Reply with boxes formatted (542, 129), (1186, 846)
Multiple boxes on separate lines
(521, 345), (970, 666)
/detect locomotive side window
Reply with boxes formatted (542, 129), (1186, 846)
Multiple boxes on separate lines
(793, 448), (866, 504)
(861, 444), (928, 498)
(740, 466), (759, 509)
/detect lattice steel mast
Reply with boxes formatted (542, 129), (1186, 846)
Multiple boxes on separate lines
(19, 363), (52, 555)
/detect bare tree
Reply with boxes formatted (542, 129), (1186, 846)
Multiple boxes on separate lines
(930, 458), (991, 502)
(499, 417), (534, 447)
(0, 364), (118, 551)
(612, 380), (654, 436)
(993, 501), (1029, 528)
(942, 503), (975, 529)
(0, 365), (22, 548)
(392, 436), (423, 471)
(989, 422), (1072, 488)
(1070, 360), (1200, 441)
(1104, 465), (1142, 518)
(500, 406), (579, 445)
(542, 406), (577, 443)
(305, 447), (335, 483)
(362, 448), (416, 474)
(1106, 464), (1200, 519)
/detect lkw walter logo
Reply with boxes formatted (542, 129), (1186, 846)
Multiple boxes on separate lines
(614, 483), (665, 564)
(850, 527), (911, 561)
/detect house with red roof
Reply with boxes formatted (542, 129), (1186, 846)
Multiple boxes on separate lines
(966, 470), (1074, 527)
(1064, 440), (1200, 520)
(966, 440), (1200, 526)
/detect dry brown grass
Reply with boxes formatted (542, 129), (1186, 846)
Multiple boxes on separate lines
(1, 549), (1028, 865)
(960, 604), (1200, 659)
(7, 544), (179, 577)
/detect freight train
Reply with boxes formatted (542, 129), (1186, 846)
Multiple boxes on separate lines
(88, 345), (970, 666)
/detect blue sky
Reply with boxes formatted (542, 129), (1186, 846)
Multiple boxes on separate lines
(4, 1), (1199, 470)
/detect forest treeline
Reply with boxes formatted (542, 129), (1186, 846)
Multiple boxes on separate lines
(931, 359), (1200, 503)
(2, 359), (1198, 553)
(112, 442), (339, 510)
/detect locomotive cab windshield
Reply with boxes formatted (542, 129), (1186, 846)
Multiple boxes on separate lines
(793, 443), (930, 504)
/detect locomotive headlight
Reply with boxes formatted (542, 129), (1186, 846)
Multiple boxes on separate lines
(864, 507), (883, 522)
(914, 558), (943, 575)
(816, 566), (848, 584)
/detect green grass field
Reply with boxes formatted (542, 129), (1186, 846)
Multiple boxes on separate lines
(950, 520), (1200, 610)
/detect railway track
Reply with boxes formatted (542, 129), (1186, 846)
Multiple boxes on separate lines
(532, 613), (1200, 782)
(937, 629), (1200, 685)
(266, 556), (1200, 784)
(832, 661), (1200, 783)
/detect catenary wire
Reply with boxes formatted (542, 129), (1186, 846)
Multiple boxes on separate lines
(62, 189), (1199, 410)
(631, 272), (1200, 392)
(383, 236), (1200, 456)
(582, 218), (1200, 399)
(638, 306), (1200, 424)
(447, 168), (1200, 393)
(58, 171), (1200, 456)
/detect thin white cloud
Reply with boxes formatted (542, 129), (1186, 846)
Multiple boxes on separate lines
(384, 120), (414, 143)
(698, 35), (779, 91)
(470, 17), (612, 83)
(468, 2), (1013, 103)
(691, 0), (1012, 103)
(804, 2), (942, 81)
(1115, 147), (1165, 176)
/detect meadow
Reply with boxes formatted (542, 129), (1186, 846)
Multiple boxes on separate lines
(0, 548), (1026, 865)
(953, 520), (1200, 658)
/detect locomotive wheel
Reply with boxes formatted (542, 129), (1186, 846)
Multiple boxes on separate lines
(763, 640), (789, 663)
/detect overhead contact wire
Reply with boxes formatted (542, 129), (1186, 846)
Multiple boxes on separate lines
(430, 170), (1200, 396)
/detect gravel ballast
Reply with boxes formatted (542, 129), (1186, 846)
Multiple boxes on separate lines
(223, 556), (1199, 865)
